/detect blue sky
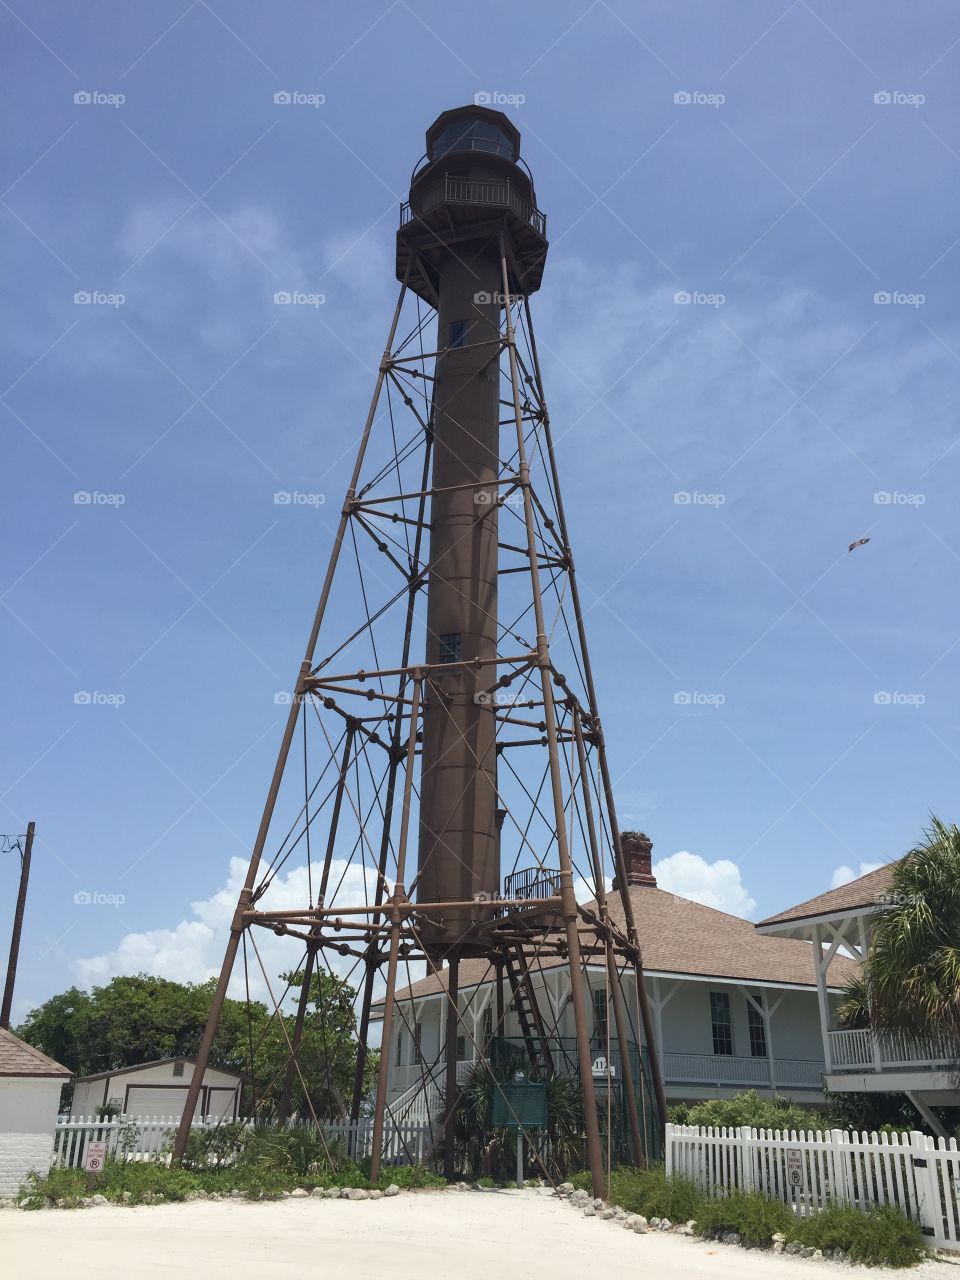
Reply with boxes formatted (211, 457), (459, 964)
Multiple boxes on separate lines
(2, 1), (959, 1022)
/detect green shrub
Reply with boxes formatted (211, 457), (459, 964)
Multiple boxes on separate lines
(696, 1190), (794, 1246)
(17, 1166), (87, 1209)
(100, 1160), (198, 1204)
(792, 1203), (927, 1268)
(375, 1163), (445, 1189)
(678, 1090), (822, 1134)
(571, 1166), (703, 1222)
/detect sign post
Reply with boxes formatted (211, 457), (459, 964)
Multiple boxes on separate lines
(84, 1140), (107, 1193)
(490, 1073), (548, 1189)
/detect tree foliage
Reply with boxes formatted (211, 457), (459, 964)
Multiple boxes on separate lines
(837, 818), (960, 1042)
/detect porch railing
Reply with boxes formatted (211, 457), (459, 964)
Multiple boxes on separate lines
(401, 174), (546, 236)
(828, 1028), (960, 1073)
(662, 1052), (824, 1089)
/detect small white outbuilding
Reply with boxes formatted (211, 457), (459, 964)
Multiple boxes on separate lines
(0, 1027), (71, 1197)
(70, 1057), (245, 1120)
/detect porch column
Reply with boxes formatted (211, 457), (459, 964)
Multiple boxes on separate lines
(812, 925), (833, 1073)
(857, 917), (883, 1072)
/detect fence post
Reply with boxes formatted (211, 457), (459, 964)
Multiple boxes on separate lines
(738, 1127), (754, 1192)
(909, 1131), (940, 1246)
(665, 1123), (674, 1177)
(830, 1129), (850, 1205)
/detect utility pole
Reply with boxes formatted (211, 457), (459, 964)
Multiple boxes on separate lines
(1, 820), (35, 1030)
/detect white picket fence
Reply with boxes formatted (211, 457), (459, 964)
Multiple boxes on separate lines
(54, 1115), (225, 1168)
(665, 1124), (960, 1251)
(53, 1114), (431, 1171)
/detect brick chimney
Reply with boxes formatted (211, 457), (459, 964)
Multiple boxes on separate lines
(613, 831), (657, 889)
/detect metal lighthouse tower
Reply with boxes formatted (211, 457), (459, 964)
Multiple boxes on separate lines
(173, 106), (666, 1195)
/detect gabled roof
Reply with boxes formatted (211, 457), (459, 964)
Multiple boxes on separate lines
(0, 1027), (71, 1078)
(756, 862), (899, 937)
(74, 1056), (248, 1084)
(374, 883), (859, 1010)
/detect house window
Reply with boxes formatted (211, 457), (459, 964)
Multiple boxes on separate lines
(413, 1021), (423, 1065)
(748, 996), (767, 1059)
(449, 320), (469, 348)
(593, 988), (608, 1046)
(456, 1034), (466, 1061)
(172, 1061), (185, 1078)
(438, 633), (461, 664)
(395, 1030), (403, 1067)
(482, 1006), (493, 1048)
(710, 991), (733, 1056)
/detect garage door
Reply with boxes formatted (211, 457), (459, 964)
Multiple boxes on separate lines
(124, 1086), (195, 1119)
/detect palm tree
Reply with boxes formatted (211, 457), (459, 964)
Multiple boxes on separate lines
(838, 818), (960, 1044)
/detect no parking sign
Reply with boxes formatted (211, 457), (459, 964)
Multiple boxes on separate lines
(84, 1141), (107, 1174)
(786, 1148), (803, 1187)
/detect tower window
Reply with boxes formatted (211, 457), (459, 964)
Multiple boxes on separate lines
(710, 991), (733, 1056)
(449, 320), (469, 348)
(438, 633), (461, 664)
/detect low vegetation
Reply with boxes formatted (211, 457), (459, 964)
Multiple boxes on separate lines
(571, 1165), (927, 1267)
(17, 1126), (445, 1209)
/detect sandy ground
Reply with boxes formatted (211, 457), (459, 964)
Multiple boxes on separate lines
(3, 1188), (960, 1280)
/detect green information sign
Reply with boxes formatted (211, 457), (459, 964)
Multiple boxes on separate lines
(490, 1081), (547, 1130)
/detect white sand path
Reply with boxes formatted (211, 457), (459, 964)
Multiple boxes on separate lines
(3, 1188), (959, 1280)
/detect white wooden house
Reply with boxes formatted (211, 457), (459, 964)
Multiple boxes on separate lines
(70, 1056), (245, 1121)
(0, 1027), (71, 1196)
(756, 861), (960, 1136)
(374, 841), (857, 1119)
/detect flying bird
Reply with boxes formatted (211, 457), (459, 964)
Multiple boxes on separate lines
(848, 537), (870, 553)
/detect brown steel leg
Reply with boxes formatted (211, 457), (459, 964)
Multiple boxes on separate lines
(171, 283), (410, 1165)
(500, 250), (605, 1199)
(443, 955), (460, 1180)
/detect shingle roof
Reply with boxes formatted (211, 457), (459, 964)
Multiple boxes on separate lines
(756, 861), (898, 930)
(374, 883), (857, 1009)
(0, 1027), (71, 1078)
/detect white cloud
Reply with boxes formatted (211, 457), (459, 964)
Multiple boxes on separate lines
(73, 856), (385, 1008)
(653, 850), (757, 918)
(830, 860), (881, 890)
